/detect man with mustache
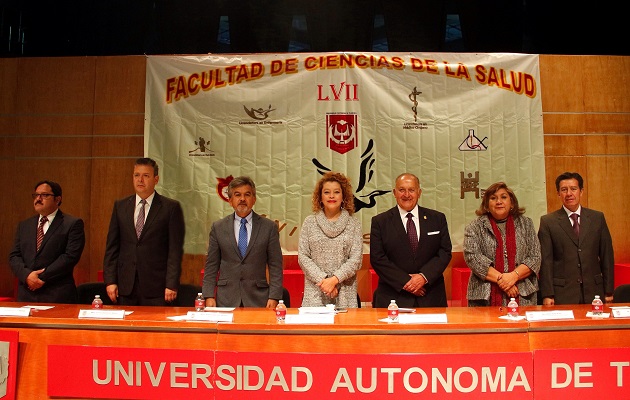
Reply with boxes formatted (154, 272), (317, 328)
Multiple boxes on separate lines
(9, 180), (85, 303)
(103, 158), (185, 306)
(202, 176), (283, 308)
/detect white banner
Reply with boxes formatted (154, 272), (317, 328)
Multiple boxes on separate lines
(145, 52), (545, 255)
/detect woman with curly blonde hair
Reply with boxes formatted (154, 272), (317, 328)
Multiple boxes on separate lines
(298, 172), (362, 307)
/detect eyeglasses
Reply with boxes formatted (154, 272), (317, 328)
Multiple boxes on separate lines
(32, 193), (55, 199)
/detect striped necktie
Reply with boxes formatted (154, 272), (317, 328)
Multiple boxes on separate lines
(36, 216), (48, 251)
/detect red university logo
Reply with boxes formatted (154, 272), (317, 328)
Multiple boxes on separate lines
(326, 114), (358, 154)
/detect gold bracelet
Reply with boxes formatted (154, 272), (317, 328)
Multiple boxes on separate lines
(513, 270), (520, 278)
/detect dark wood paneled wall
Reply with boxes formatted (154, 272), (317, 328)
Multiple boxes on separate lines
(1, 55), (628, 298)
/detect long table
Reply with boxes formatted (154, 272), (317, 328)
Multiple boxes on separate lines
(1, 302), (629, 399)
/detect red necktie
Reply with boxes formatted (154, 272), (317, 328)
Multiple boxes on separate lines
(570, 213), (580, 237)
(36, 216), (48, 251)
(406, 213), (418, 253)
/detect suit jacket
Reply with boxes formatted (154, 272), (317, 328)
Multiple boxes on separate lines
(370, 205), (452, 308)
(103, 192), (185, 299)
(202, 211), (283, 307)
(538, 207), (614, 304)
(9, 210), (85, 303)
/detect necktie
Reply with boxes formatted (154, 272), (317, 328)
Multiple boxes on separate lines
(406, 213), (418, 253)
(136, 199), (146, 239)
(36, 216), (48, 251)
(570, 213), (580, 237)
(238, 218), (248, 257)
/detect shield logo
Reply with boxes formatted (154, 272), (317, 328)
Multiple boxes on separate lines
(326, 113), (358, 154)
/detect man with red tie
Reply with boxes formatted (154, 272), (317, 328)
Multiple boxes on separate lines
(538, 172), (614, 305)
(9, 180), (85, 303)
(370, 173), (452, 308)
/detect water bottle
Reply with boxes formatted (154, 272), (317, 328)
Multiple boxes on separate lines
(592, 295), (603, 316)
(507, 297), (519, 317)
(195, 293), (205, 311)
(275, 300), (287, 322)
(92, 295), (103, 309)
(387, 300), (399, 322)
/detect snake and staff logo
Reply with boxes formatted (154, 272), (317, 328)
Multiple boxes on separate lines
(403, 86), (428, 130)
(326, 113), (358, 154)
(313, 139), (390, 212)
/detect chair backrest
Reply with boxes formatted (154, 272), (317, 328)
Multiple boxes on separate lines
(174, 284), (202, 307)
(77, 282), (113, 305)
(282, 287), (291, 308)
(613, 284), (630, 303)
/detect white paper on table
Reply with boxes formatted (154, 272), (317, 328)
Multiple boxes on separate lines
(22, 305), (54, 310)
(586, 311), (610, 318)
(284, 314), (335, 324)
(499, 315), (527, 321)
(525, 310), (574, 321)
(203, 307), (235, 312)
(379, 313), (447, 323)
(185, 311), (234, 322)
(0, 307), (31, 317)
(78, 309), (126, 319)
(298, 306), (336, 315)
(398, 313), (447, 324)
(611, 308), (630, 318)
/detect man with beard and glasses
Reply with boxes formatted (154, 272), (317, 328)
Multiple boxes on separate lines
(202, 176), (283, 308)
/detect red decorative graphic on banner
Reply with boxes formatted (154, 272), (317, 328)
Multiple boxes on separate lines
(217, 175), (234, 202)
(326, 114), (358, 154)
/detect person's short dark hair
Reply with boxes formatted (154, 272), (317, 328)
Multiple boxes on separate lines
(475, 181), (525, 217)
(555, 172), (583, 191)
(135, 157), (159, 176)
(228, 176), (256, 198)
(34, 180), (62, 206)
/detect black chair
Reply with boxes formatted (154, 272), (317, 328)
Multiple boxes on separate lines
(77, 282), (113, 305)
(174, 284), (202, 307)
(613, 284), (630, 303)
(282, 287), (291, 308)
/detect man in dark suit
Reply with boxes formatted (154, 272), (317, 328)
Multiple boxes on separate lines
(370, 173), (452, 308)
(9, 180), (85, 303)
(538, 172), (614, 305)
(202, 176), (283, 308)
(103, 158), (185, 306)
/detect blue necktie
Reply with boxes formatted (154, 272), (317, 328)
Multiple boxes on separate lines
(238, 218), (248, 257)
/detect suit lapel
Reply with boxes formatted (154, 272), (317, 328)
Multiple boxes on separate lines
(578, 208), (592, 243)
(125, 196), (138, 239)
(225, 213), (240, 257)
(243, 212), (261, 258)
